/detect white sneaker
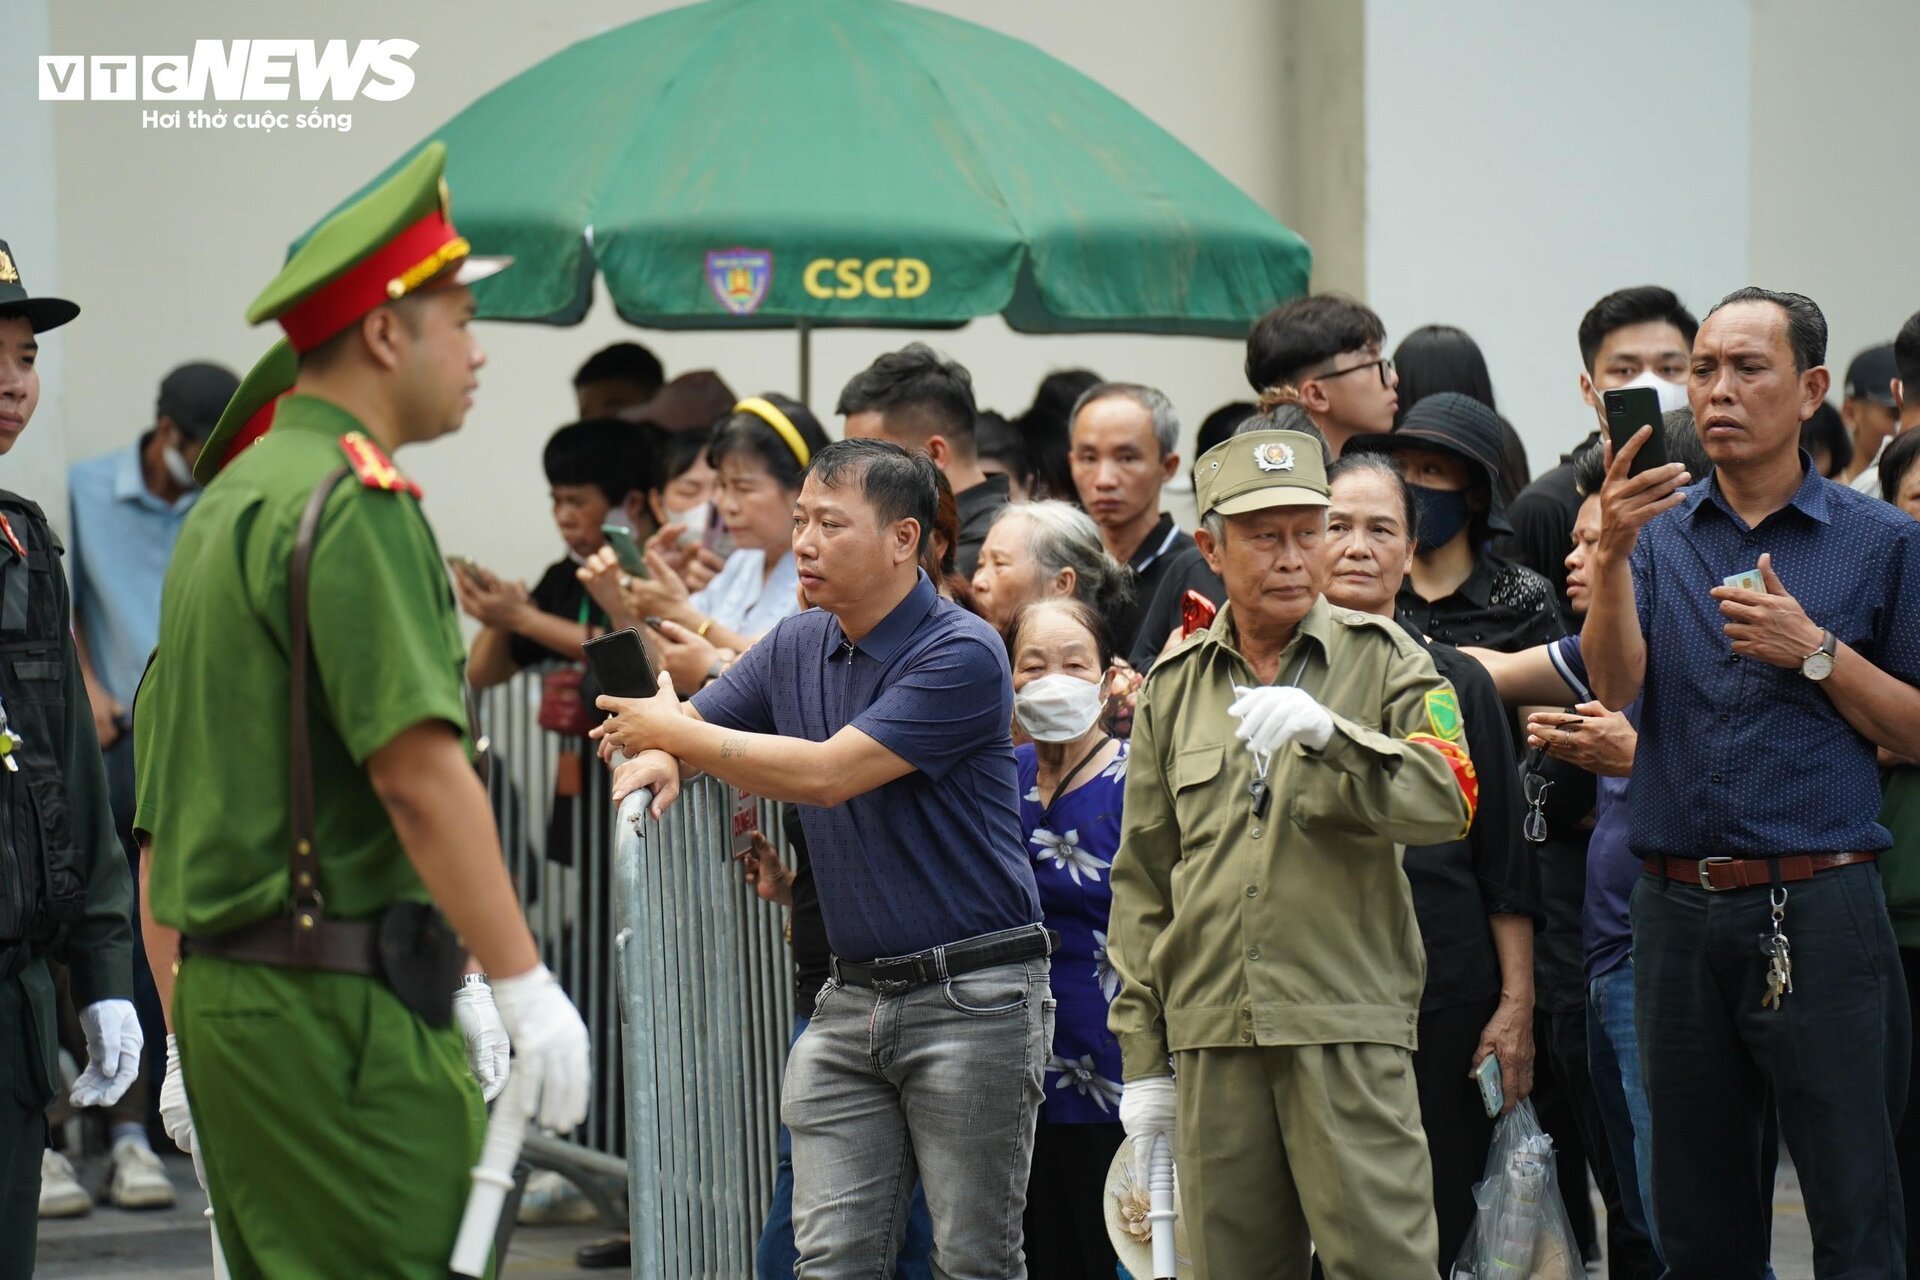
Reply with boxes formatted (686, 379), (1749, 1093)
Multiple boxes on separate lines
(107, 1136), (176, 1210)
(38, 1150), (91, 1218)
(516, 1169), (596, 1224)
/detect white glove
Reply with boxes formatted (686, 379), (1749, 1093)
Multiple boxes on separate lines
(489, 964), (590, 1133)
(1228, 685), (1334, 756)
(159, 1033), (196, 1153)
(453, 978), (512, 1103)
(71, 998), (143, 1108)
(1118, 1075), (1179, 1176)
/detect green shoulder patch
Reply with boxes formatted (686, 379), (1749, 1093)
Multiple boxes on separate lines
(1424, 688), (1464, 741)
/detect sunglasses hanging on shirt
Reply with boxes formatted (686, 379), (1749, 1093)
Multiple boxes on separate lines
(1520, 742), (1554, 844)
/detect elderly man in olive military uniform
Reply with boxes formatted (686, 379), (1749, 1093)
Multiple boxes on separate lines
(1109, 428), (1481, 1279)
(140, 145), (591, 1279)
(0, 242), (142, 1277)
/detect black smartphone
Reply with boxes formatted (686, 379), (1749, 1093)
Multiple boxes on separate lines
(1602, 386), (1669, 477)
(582, 627), (657, 698)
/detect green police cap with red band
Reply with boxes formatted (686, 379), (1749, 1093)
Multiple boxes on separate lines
(192, 340), (298, 487)
(245, 141), (510, 353)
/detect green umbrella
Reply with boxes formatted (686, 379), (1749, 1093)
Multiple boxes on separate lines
(302, 0), (1310, 391)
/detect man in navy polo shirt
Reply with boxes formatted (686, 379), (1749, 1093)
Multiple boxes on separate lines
(1584, 287), (1920, 1276)
(598, 438), (1050, 1279)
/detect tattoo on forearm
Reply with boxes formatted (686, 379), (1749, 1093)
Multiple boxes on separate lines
(720, 737), (747, 760)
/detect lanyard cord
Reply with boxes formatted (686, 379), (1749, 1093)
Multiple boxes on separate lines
(1039, 734), (1115, 812)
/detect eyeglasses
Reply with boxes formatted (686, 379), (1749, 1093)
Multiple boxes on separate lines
(1522, 771), (1554, 844)
(1311, 356), (1395, 389)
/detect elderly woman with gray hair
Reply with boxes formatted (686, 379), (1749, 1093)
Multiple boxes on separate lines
(970, 500), (1134, 638)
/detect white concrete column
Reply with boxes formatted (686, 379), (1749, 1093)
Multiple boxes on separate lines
(1362, 0), (1751, 470)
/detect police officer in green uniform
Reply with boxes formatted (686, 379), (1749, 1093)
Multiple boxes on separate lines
(1108, 429), (1482, 1279)
(140, 144), (592, 1279)
(0, 242), (142, 1278)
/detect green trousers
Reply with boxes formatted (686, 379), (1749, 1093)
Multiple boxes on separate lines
(1174, 1042), (1438, 1280)
(0, 966), (55, 1280)
(177, 956), (486, 1280)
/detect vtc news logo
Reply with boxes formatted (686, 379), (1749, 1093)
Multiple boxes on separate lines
(38, 39), (418, 102)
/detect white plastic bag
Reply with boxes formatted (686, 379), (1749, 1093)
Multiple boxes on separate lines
(1449, 1099), (1583, 1279)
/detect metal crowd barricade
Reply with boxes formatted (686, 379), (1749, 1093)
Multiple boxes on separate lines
(477, 671), (795, 1265)
(614, 778), (798, 1278)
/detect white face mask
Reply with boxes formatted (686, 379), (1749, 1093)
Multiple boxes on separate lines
(1616, 367), (1691, 416)
(163, 444), (199, 492)
(672, 500), (712, 547)
(1014, 673), (1106, 743)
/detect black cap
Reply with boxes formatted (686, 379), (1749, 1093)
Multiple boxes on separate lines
(0, 240), (79, 334)
(1342, 391), (1513, 535)
(156, 362), (242, 442)
(1845, 344), (1897, 408)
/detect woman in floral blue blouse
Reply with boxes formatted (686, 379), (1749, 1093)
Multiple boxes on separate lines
(1009, 597), (1129, 1278)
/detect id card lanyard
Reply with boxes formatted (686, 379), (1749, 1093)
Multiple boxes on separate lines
(1248, 649), (1313, 821)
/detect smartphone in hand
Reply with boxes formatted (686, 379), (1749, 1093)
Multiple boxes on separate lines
(446, 555), (495, 589)
(1473, 1053), (1503, 1117)
(600, 524), (650, 578)
(1180, 589), (1218, 639)
(582, 627), (658, 699)
(1602, 386), (1669, 477)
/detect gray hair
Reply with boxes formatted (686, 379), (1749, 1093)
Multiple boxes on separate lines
(1199, 505), (1328, 545)
(1070, 382), (1180, 457)
(991, 500), (1135, 618)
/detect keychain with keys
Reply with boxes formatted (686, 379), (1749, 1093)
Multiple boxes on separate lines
(0, 696), (20, 773)
(1760, 886), (1793, 1010)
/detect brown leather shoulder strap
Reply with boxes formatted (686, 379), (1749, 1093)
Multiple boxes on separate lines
(288, 468), (350, 962)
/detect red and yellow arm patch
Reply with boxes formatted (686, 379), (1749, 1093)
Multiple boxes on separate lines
(1406, 732), (1478, 832)
(340, 431), (423, 498)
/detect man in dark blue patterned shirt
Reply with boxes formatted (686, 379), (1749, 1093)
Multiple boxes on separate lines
(1583, 286), (1920, 1277)
(597, 439), (1050, 1279)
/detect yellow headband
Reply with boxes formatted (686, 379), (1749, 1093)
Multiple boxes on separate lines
(735, 396), (811, 468)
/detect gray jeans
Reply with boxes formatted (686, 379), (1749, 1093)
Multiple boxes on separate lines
(785, 955), (1054, 1280)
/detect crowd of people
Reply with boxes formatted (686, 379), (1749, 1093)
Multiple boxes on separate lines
(4, 147), (1920, 1280)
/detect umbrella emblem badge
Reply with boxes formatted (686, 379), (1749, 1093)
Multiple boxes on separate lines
(1252, 441), (1295, 472)
(705, 248), (773, 316)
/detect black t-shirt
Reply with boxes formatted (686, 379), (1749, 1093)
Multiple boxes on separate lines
(953, 473), (1011, 581)
(1400, 632), (1538, 1012)
(784, 805), (832, 1009)
(1494, 430), (1598, 626)
(507, 558), (608, 670)
(1395, 555), (1566, 655)
(1123, 537), (1222, 672)
(1105, 513), (1195, 663)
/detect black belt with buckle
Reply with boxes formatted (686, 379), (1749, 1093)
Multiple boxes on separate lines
(830, 924), (1057, 992)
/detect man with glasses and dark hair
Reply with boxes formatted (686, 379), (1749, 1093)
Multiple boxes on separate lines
(597, 438), (1051, 1279)
(1244, 294), (1399, 459)
(1584, 286), (1920, 1274)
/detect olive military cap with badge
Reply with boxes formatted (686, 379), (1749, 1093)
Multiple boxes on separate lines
(1193, 428), (1332, 519)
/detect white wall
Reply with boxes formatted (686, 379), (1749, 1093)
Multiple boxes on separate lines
(1749, 0), (1920, 384)
(36, 0), (1294, 584)
(0, 0), (76, 532)
(1364, 0), (1752, 473)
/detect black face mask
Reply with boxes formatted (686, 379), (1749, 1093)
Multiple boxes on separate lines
(1409, 484), (1472, 550)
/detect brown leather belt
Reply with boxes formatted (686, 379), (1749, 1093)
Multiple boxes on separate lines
(1643, 852), (1877, 892)
(181, 916), (379, 975)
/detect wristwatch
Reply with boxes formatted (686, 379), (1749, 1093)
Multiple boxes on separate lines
(1801, 628), (1837, 681)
